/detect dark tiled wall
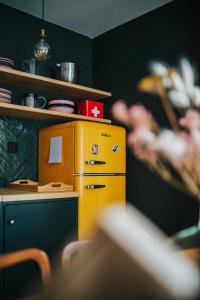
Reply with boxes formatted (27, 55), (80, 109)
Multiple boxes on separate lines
(0, 3), (93, 186)
(0, 117), (39, 186)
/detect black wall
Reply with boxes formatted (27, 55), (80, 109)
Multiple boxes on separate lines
(0, 3), (92, 86)
(0, 3), (93, 186)
(93, 0), (199, 235)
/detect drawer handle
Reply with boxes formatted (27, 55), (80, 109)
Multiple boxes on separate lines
(86, 185), (106, 189)
(8, 219), (15, 225)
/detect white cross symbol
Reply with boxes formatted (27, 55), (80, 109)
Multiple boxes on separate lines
(91, 106), (100, 117)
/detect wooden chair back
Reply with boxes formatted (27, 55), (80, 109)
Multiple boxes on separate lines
(0, 248), (51, 285)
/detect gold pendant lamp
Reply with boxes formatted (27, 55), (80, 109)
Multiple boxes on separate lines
(34, 0), (51, 61)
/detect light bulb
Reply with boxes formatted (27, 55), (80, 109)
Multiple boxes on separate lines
(34, 29), (51, 61)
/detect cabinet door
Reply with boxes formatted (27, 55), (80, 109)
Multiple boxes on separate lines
(3, 198), (78, 300)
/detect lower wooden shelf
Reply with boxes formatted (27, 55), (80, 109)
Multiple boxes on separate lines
(0, 102), (111, 123)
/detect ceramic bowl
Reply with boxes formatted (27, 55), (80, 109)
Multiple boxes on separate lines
(0, 88), (11, 94)
(47, 99), (74, 106)
(47, 106), (74, 113)
(0, 98), (11, 103)
(0, 57), (14, 64)
(0, 93), (11, 99)
(0, 61), (14, 68)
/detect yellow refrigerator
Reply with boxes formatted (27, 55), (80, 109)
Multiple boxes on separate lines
(39, 121), (126, 239)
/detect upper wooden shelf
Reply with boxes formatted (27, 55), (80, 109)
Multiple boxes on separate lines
(0, 67), (111, 100)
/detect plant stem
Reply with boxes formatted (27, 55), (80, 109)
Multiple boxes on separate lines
(157, 85), (180, 132)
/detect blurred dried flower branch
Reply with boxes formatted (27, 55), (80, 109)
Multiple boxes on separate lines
(112, 58), (200, 201)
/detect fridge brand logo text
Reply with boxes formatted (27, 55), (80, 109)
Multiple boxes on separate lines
(101, 133), (111, 137)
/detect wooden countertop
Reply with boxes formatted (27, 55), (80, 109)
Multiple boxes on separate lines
(0, 188), (79, 202)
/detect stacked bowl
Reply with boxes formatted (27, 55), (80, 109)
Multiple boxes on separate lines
(47, 99), (75, 113)
(0, 57), (14, 69)
(0, 88), (12, 103)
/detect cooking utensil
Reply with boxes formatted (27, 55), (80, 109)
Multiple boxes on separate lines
(52, 62), (81, 83)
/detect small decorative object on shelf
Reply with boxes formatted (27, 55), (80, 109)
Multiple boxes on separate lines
(112, 57), (200, 242)
(77, 100), (104, 118)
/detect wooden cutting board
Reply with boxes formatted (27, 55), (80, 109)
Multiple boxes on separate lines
(7, 180), (73, 193)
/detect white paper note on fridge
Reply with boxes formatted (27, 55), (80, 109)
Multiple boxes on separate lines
(48, 136), (62, 163)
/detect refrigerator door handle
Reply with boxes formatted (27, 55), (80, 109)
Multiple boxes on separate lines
(86, 184), (106, 189)
(86, 160), (106, 165)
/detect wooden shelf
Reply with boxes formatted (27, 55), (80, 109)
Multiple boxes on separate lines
(0, 67), (111, 100)
(0, 102), (111, 123)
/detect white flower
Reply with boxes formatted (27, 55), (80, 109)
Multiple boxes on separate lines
(168, 90), (190, 108)
(171, 71), (186, 93)
(163, 77), (172, 88)
(191, 86), (200, 107)
(180, 57), (195, 97)
(154, 130), (187, 160)
(150, 61), (172, 88)
(138, 128), (156, 145)
(149, 62), (168, 77)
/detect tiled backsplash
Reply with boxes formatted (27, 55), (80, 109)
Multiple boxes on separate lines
(0, 116), (52, 187)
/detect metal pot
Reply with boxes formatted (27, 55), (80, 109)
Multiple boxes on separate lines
(52, 62), (81, 83)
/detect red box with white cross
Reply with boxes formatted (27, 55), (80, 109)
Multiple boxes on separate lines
(77, 100), (104, 118)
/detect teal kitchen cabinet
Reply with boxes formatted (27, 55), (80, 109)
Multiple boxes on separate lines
(0, 193), (78, 300)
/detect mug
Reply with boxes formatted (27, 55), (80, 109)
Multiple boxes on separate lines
(22, 93), (46, 108)
(22, 58), (39, 75)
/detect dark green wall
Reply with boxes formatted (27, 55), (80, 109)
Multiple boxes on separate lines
(0, 3), (93, 186)
(93, 0), (199, 235)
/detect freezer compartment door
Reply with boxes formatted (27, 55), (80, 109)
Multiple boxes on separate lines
(74, 122), (126, 174)
(75, 175), (125, 240)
